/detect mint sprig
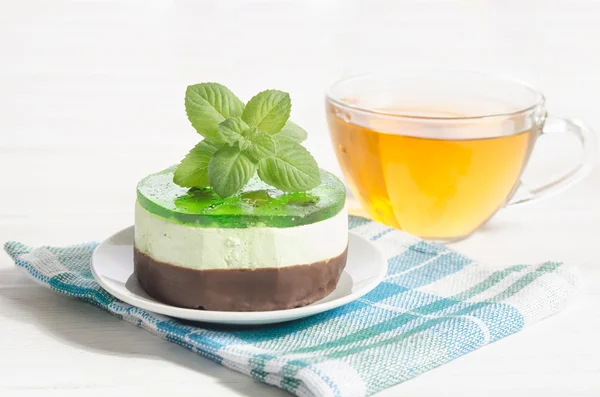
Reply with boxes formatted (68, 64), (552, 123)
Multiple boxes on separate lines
(175, 83), (321, 197)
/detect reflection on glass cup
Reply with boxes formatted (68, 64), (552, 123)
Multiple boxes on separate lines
(326, 70), (596, 241)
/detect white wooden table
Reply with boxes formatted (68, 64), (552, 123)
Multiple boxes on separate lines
(1, 1), (599, 396)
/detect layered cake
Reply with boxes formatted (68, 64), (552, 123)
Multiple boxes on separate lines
(134, 168), (347, 311)
(133, 82), (348, 311)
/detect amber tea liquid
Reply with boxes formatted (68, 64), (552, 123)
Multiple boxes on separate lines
(328, 106), (539, 239)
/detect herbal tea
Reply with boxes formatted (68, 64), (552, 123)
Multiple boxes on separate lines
(328, 108), (538, 239)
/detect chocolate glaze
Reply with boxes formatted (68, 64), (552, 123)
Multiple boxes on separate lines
(133, 246), (348, 312)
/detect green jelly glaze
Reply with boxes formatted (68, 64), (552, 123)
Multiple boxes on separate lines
(136, 166), (346, 228)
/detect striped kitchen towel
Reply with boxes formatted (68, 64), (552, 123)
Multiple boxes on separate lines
(4, 216), (579, 397)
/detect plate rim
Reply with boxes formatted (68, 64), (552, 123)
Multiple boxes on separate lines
(91, 225), (387, 324)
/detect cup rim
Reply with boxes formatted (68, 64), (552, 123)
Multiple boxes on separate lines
(325, 69), (546, 121)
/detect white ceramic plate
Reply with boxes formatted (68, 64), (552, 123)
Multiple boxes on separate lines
(91, 226), (387, 325)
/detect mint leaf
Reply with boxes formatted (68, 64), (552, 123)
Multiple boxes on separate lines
(242, 90), (291, 134)
(173, 140), (218, 188)
(278, 120), (308, 142)
(208, 146), (257, 197)
(218, 117), (249, 146)
(185, 83), (245, 144)
(246, 132), (276, 161)
(244, 126), (259, 139)
(257, 138), (321, 192)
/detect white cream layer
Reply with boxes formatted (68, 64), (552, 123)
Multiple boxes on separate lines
(134, 202), (348, 270)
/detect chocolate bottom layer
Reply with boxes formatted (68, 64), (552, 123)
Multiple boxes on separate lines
(133, 246), (348, 312)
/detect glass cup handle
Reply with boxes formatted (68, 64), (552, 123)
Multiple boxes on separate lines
(507, 117), (597, 206)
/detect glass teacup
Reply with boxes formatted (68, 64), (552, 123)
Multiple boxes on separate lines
(326, 70), (596, 241)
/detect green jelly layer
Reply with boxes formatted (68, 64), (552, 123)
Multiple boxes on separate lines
(136, 166), (346, 228)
